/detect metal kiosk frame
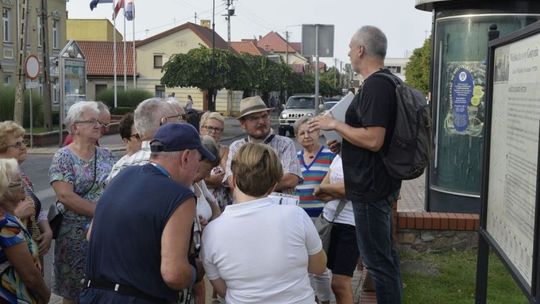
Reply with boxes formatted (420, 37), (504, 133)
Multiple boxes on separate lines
(476, 21), (540, 304)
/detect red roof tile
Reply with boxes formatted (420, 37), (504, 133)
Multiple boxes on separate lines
(136, 22), (233, 52)
(290, 42), (301, 53)
(256, 31), (298, 54)
(77, 41), (136, 77)
(230, 41), (266, 56)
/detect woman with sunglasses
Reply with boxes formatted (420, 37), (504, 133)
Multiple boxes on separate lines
(0, 121), (53, 260)
(113, 112), (142, 170)
(49, 101), (115, 304)
(0, 158), (51, 304)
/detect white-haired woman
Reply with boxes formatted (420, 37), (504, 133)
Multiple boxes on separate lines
(49, 101), (115, 303)
(0, 158), (51, 303)
(199, 111), (231, 211)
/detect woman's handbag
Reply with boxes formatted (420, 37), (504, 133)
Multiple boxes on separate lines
(47, 202), (64, 239)
(314, 199), (347, 253)
(48, 150), (97, 239)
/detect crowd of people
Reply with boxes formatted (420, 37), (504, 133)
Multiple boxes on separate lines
(0, 25), (404, 304)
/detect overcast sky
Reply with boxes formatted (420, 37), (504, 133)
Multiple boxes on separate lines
(67, 0), (433, 66)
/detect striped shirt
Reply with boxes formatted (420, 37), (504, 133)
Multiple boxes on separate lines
(295, 146), (335, 217)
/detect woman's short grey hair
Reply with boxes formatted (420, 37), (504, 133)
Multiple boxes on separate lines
(64, 101), (100, 134)
(200, 112), (225, 130)
(293, 116), (311, 135)
(201, 135), (221, 167)
(352, 25), (387, 60)
(0, 158), (20, 200)
(134, 98), (175, 139)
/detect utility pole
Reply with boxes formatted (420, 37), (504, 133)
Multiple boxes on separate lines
(210, 0), (215, 112)
(194, 12), (197, 24)
(224, 0), (235, 115)
(13, 0), (30, 125)
(40, 0), (53, 130)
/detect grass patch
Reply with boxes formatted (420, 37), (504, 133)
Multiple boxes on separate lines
(401, 249), (528, 304)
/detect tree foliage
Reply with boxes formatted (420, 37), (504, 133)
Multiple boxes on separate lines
(405, 37), (431, 95)
(161, 46), (348, 101)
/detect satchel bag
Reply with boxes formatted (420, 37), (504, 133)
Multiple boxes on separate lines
(48, 150), (97, 239)
(314, 199), (347, 253)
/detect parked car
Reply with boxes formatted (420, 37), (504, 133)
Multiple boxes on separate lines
(279, 95), (322, 137)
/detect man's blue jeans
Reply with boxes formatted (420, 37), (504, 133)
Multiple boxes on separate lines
(352, 195), (402, 304)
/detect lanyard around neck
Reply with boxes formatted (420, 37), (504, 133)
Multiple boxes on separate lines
(151, 163), (171, 178)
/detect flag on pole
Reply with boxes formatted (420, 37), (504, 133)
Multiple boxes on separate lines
(125, 0), (135, 21)
(113, 0), (125, 19)
(89, 0), (113, 11)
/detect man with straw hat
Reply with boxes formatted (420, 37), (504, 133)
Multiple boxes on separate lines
(225, 96), (302, 194)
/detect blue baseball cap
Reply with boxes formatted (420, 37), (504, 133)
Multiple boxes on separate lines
(150, 123), (216, 162)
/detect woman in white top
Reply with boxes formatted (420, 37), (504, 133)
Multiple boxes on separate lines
(202, 143), (327, 303)
(192, 135), (222, 304)
(314, 155), (359, 304)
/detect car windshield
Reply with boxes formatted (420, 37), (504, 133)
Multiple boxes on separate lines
(285, 97), (315, 109)
(324, 101), (338, 110)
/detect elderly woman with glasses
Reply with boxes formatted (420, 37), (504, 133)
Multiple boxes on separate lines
(199, 112), (231, 211)
(202, 143), (327, 303)
(49, 101), (115, 304)
(0, 158), (51, 303)
(0, 121), (53, 258)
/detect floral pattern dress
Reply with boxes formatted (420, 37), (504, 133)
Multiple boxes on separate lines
(48, 146), (115, 299)
(0, 212), (41, 304)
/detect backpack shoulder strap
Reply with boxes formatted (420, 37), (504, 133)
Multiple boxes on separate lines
(372, 71), (401, 87)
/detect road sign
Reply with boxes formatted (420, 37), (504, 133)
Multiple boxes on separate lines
(25, 55), (40, 80)
(25, 81), (39, 88)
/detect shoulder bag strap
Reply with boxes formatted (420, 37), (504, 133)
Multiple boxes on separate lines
(330, 199), (348, 223)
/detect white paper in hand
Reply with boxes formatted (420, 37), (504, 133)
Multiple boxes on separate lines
(321, 92), (355, 143)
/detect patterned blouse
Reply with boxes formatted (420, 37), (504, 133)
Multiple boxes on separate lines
(0, 212), (41, 304)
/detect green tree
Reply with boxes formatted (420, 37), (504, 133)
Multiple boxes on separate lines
(405, 37), (431, 95)
(161, 46), (249, 110)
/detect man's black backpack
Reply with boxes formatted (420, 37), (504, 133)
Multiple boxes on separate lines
(374, 73), (432, 180)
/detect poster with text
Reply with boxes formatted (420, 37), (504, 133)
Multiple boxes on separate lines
(486, 34), (540, 288)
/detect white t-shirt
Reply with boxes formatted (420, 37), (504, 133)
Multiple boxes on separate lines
(322, 155), (355, 226)
(202, 197), (321, 304)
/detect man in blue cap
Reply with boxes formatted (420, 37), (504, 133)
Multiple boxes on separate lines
(81, 123), (216, 304)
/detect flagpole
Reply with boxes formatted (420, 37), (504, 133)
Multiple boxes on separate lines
(123, 0), (127, 91)
(132, 11), (136, 89)
(113, 0), (117, 108)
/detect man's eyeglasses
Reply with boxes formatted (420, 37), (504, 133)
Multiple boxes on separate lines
(75, 119), (107, 127)
(6, 140), (28, 150)
(202, 125), (223, 133)
(160, 114), (186, 126)
(245, 113), (269, 122)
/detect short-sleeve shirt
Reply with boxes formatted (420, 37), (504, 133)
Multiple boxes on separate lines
(342, 69), (401, 202)
(107, 141), (151, 182)
(202, 198), (320, 304)
(225, 133), (302, 194)
(0, 213), (41, 303)
(83, 164), (195, 303)
(49, 146), (115, 219)
(295, 146), (335, 217)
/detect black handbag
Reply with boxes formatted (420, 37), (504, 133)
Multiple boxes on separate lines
(48, 150), (97, 239)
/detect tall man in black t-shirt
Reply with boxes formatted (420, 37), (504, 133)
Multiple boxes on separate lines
(309, 26), (402, 304)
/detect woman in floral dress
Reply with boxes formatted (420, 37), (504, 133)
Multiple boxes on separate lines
(49, 101), (115, 303)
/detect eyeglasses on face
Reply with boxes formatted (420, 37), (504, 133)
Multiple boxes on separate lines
(245, 113), (269, 122)
(8, 180), (23, 188)
(129, 133), (140, 140)
(160, 114), (187, 126)
(202, 125), (223, 133)
(75, 119), (107, 127)
(6, 140), (28, 150)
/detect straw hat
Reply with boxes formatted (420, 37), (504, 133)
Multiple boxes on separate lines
(237, 96), (273, 120)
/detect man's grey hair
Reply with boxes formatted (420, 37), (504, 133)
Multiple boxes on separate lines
(134, 98), (176, 139)
(96, 101), (110, 114)
(352, 25), (387, 60)
(165, 98), (185, 115)
(64, 101), (100, 133)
